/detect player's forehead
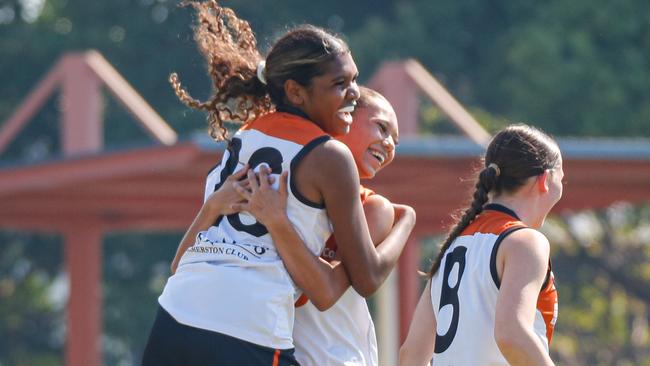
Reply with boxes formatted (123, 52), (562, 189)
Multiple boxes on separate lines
(365, 98), (398, 135)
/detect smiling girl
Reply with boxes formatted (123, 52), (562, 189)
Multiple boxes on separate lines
(141, 2), (415, 365)
(291, 87), (400, 366)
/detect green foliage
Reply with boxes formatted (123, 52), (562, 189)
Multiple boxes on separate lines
(543, 204), (650, 364)
(0, 230), (180, 365)
(3, 0), (650, 154)
(349, 0), (650, 137)
(0, 0), (209, 160)
(102, 232), (180, 365)
(0, 232), (64, 366)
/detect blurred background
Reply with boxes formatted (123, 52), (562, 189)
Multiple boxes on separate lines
(1, 0), (650, 365)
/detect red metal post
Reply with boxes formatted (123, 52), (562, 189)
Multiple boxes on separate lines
(64, 224), (103, 366)
(60, 53), (104, 156)
(368, 62), (420, 137)
(371, 63), (425, 343)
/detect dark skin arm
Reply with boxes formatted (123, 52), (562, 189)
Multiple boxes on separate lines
(296, 139), (416, 297)
(312, 193), (397, 308)
(239, 141), (416, 299)
(318, 193), (396, 305)
(234, 166), (404, 310)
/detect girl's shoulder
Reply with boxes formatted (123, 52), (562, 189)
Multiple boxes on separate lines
(500, 228), (550, 265)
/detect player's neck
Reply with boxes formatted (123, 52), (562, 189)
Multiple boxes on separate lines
(489, 196), (544, 229)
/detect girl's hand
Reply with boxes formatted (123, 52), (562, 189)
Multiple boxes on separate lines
(203, 165), (250, 216)
(233, 164), (289, 228)
(392, 203), (416, 226)
(171, 165), (253, 274)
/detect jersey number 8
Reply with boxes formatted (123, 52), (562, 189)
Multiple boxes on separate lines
(435, 245), (467, 353)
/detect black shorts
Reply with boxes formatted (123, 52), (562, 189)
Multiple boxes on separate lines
(142, 305), (300, 366)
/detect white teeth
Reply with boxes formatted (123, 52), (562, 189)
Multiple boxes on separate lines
(338, 105), (355, 113)
(339, 111), (353, 124)
(370, 150), (385, 163)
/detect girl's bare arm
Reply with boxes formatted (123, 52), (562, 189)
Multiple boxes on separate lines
(170, 167), (249, 274)
(494, 229), (555, 366)
(400, 281), (436, 366)
(303, 140), (416, 297)
(235, 165), (406, 310)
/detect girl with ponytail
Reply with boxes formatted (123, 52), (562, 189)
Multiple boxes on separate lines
(143, 2), (415, 365)
(400, 124), (564, 366)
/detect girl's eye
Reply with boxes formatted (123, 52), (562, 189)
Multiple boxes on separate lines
(378, 123), (388, 134)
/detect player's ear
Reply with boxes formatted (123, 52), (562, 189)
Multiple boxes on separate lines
(284, 79), (307, 106)
(536, 170), (550, 193)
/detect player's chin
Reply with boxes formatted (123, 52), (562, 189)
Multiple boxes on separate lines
(360, 160), (378, 179)
(331, 115), (352, 136)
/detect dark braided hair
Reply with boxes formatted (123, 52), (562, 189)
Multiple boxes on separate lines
(170, 1), (350, 140)
(429, 124), (560, 276)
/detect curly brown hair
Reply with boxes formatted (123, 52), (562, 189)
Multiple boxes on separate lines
(171, 0), (350, 141)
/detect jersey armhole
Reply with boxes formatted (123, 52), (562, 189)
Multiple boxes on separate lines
(540, 260), (553, 292)
(289, 135), (331, 209)
(489, 226), (528, 289)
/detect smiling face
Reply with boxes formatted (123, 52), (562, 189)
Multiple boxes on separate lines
(336, 93), (399, 179)
(297, 52), (360, 136)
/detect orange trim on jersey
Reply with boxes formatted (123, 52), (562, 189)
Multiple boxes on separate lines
(272, 349), (280, 366)
(460, 209), (526, 237)
(294, 186), (375, 308)
(294, 294), (309, 307)
(537, 271), (558, 344)
(359, 185), (375, 202)
(468, 208), (558, 345)
(242, 112), (328, 145)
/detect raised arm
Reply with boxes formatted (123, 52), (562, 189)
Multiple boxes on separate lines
(494, 229), (555, 366)
(304, 193), (397, 308)
(304, 140), (416, 296)
(170, 166), (249, 274)
(234, 164), (407, 310)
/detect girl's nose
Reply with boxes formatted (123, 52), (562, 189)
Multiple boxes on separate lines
(348, 82), (360, 100)
(382, 137), (395, 152)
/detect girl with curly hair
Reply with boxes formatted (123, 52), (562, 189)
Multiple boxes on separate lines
(142, 2), (415, 365)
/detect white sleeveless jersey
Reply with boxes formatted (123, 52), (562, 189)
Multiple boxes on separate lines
(430, 204), (558, 366)
(159, 112), (333, 350)
(293, 288), (377, 366)
(293, 188), (378, 366)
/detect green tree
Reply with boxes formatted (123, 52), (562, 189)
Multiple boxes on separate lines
(546, 204), (650, 365)
(102, 232), (180, 365)
(349, 0), (650, 137)
(0, 232), (64, 366)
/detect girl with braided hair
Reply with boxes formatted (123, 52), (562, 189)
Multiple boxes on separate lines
(400, 124), (563, 366)
(142, 2), (415, 365)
